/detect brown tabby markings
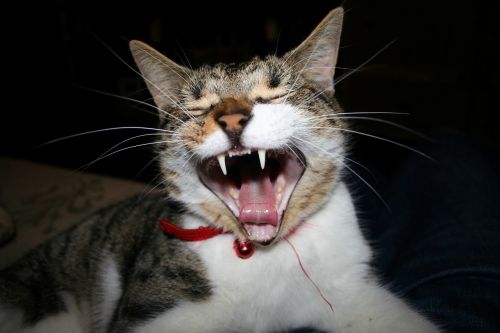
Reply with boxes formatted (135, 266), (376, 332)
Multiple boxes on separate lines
(181, 123), (206, 148)
(281, 159), (337, 237)
(161, 168), (181, 196)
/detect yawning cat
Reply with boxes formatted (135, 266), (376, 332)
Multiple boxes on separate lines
(0, 7), (441, 333)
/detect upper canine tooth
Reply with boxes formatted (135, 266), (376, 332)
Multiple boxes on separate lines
(258, 149), (266, 170)
(217, 154), (227, 175)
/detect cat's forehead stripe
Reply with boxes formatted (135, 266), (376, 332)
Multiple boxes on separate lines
(191, 62), (284, 100)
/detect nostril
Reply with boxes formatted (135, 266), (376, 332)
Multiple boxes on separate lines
(218, 119), (228, 130)
(238, 117), (249, 127)
(217, 113), (250, 132)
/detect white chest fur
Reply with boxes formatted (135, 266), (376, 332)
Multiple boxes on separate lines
(135, 182), (440, 333)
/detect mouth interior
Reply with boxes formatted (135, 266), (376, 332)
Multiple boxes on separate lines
(198, 149), (305, 244)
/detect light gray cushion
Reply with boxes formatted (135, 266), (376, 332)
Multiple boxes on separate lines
(0, 158), (151, 269)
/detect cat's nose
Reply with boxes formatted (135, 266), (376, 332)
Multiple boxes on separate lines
(214, 97), (252, 146)
(217, 113), (250, 132)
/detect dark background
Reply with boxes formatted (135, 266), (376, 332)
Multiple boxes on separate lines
(1, 0), (499, 183)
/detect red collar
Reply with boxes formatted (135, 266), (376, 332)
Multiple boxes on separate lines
(159, 219), (254, 259)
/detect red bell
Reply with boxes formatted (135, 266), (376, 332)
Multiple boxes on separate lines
(233, 239), (254, 259)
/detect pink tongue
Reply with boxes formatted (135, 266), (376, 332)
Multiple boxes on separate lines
(239, 166), (278, 226)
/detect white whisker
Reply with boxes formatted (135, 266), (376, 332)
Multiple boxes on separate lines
(285, 142), (306, 168)
(132, 48), (196, 120)
(136, 48), (197, 98)
(79, 139), (179, 171)
(135, 155), (160, 178)
(334, 39), (397, 87)
(39, 126), (174, 147)
(301, 126), (434, 161)
(78, 86), (164, 118)
(78, 133), (167, 173)
(290, 135), (388, 209)
(174, 38), (195, 71)
(308, 112), (408, 118)
(303, 66), (355, 71)
(296, 85), (331, 107)
(93, 34), (190, 123)
(304, 112), (431, 141)
(273, 25), (282, 57)
(341, 155), (377, 180)
(326, 116), (433, 141)
(283, 38), (326, 104)
(140, 172), (167, 198)
(180, 150), (198, 170)
(341, 160), (390, 211)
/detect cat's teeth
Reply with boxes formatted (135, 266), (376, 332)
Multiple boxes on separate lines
(228, 149), (251, 158)
(276, 191), (283, 204)
(275, 175), (286, 203)
(258, 149), (266, 169)
(217, 154), (227, 175)
(276, 176), (286, 193)
(229, 187), (239, 202)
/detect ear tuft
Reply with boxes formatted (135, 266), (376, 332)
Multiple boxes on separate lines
(129, 40), (190, 110)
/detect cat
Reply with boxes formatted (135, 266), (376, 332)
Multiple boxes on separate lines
(0, 7), (441, 333)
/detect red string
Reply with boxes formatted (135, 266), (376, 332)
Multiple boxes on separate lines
(159, 219), (224, 241)
(285, 239), (334, 313)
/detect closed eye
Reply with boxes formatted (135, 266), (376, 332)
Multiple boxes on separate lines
(187, 104), (216, 116)
(255, 93), (288, 104)
(188, 108), (209, 116)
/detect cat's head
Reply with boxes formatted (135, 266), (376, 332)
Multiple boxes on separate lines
(130, 8), (345, 245)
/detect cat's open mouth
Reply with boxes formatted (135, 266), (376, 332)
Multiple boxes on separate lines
(198, 149), (305, 244)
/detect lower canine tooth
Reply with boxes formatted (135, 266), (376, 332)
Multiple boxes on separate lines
(258, 149), (266, 169)
(276, 175), (286, 193)
(217, 155), (227, 175)
(229, 187), (238, 200)
(276, 191), (283, 203)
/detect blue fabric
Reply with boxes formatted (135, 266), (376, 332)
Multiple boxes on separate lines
(371, 131), (500, 332)
(294, 131), (500, 332)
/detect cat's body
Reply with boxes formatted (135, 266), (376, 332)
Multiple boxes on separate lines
(0, 7), (441, 333)
(0, 185), (438, 333)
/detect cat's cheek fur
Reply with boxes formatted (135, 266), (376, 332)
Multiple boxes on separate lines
(279, 157), (338, 238)
(240, 103), (303, 149)
(193, 129), (230, 159)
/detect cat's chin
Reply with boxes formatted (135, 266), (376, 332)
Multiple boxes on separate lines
(198, 148), (305, 244)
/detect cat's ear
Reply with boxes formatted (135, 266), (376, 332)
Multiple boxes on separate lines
(286, 7), (343, 92)
(129, 40), (190, 110)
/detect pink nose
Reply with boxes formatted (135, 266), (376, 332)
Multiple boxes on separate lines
(217, 113), (249, 132)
